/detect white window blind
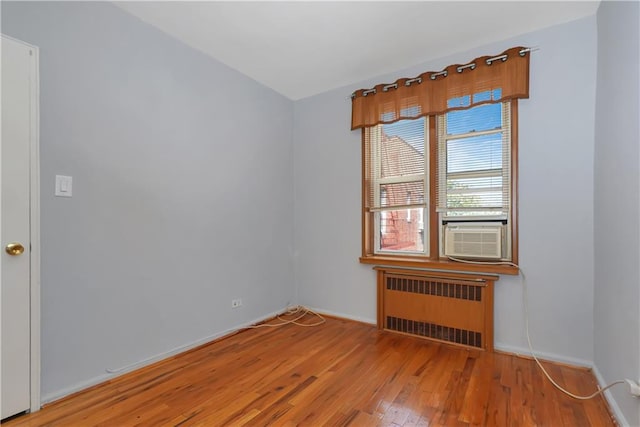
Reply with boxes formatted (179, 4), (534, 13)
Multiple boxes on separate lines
(364, 117), (428, 254)
(436, 98), (511, 217)
(365, 118), (427, 212)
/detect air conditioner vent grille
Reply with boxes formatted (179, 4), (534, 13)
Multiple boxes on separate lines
(386, 316), (483, 348)
(444, 224), (503, 259)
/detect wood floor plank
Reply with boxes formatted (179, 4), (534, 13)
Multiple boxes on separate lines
(4, 316), (616, 427)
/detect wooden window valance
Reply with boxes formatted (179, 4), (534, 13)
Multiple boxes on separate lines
(350, 47), (530, 130)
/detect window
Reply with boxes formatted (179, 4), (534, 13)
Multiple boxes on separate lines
(353, 47), (530, 274)
(365, 118), (427, 255)
(437, 93), (510, 220)
(363, 98), (516, 268)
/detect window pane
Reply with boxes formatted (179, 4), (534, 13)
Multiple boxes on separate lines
(436, 101), (511, 218)
(370, 117), (428, 256)
(380, 118), (425, 178)
(446, 189), (504, 210)
(379, 182), (424, 208)
(446, 103), (502, 135)
(447, 133), (503, 173)
(378, 209), (425, 253)
(448, 176), (502, 190)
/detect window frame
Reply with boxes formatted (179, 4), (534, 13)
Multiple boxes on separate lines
(360, 100), (519, 275)
(370, 120), (428, 257)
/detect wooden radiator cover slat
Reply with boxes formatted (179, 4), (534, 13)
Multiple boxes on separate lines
(375, 267), (497, 351)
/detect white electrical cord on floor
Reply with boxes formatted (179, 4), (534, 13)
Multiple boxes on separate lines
(448, 256), (627, 400)
(519, 268), (625, 399)
(246, 305), (326, 329)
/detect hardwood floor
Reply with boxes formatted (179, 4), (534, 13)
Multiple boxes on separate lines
(5, 314), (616, 426)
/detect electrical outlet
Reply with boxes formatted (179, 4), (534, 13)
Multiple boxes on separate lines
(625, 379), (640, 397)
(231, 299), (242, 309)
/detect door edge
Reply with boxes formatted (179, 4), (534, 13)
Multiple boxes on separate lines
(28, 39), (41, 415)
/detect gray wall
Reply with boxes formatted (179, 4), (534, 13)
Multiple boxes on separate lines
(594, 1), (640, 425)
(294, 16), (599, 364)
(2, 2), (294, 400)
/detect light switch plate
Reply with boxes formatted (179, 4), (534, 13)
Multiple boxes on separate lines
(55, 175), (72, 197)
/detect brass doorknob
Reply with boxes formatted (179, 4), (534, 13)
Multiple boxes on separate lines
(5, 242), (25, 256)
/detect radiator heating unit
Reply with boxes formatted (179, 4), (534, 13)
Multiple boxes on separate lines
(375, 268), (497, 351)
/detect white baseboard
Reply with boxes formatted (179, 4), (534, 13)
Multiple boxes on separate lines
(41, 308), (285, 404)
(304, 306), (376, 325)
(592, 365), (629, 427)
(494, 342), (593, 368)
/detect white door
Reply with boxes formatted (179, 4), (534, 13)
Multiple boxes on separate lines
(1, 35), (37, 420)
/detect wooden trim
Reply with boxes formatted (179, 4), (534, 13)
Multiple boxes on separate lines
(362, 255), (519, 275)
(484, 280), (494, 350)
(376, 270), (384, 329)
(361, 132), (370, 257)
(373, 266), (499, 282)
(510, 100), (519, 265)
(428, 115), (439, 259)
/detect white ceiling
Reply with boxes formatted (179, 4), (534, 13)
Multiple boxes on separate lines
(115, 1), (600, 100)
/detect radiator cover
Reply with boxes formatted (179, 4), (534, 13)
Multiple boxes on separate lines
(375, 268), (497, 351)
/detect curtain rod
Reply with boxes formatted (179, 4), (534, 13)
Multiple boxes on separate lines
(349, 46), (540, 100)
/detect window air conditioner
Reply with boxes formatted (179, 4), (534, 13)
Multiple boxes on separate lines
(444, 223), (503, 260)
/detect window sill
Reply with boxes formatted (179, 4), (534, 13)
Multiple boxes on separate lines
(359, 255), (519, 275)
